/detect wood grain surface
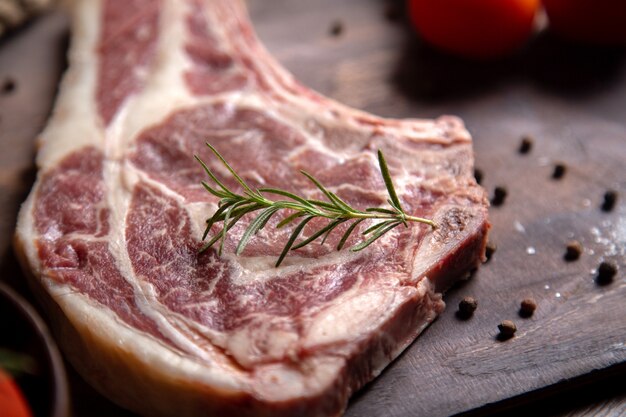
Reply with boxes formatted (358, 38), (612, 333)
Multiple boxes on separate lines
(0, 1), (625, 416)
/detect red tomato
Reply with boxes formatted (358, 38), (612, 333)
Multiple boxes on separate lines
(408, 0), (540, 59)
(0, 369), (32, 417)
(542, 0), (626, 44)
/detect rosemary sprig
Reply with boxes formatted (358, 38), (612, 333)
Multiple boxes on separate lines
(196, 143), (436, 266)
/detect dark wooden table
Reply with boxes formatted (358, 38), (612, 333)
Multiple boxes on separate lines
(1, 1), (625, 416)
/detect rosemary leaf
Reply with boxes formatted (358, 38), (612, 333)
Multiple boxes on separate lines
(337, 218), (366, 250)
(202, 221), (212, 241)
(308, 199), (344, 212)
(203, 200), (236, 240)
(259, 187), (315, 209)
(276, 216), (314, 266)
(365, 207), (398, 215)
(292, 218), (346, 250)
(361, 220), (393, 236)
(229, 202), (264, 221)
(205, 143), (255, 196)
(201, 211), (247, 252)
(387, 198), (402, 213)
(320, 219), (346, 245)
(201, 181), (230, 199)
(236, 207), (280, 255)
(276, 211), (304, 229)
(219, 203), (235, 256)
(300, 171), (355, 213)
(378, 150), (403, 212)
(195, 155), (233, 196)
(256, 207), (280, 232)
(351, 220), (402, 252)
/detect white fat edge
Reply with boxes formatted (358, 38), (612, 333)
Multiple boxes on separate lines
(97, 0), (234, 360)
(270, 82), (470, 146)
(45, 279), (249, 391)
(233, 29), (467, 147)
(302, 277), (408, 349)
(252, 357), (344, 401)
(36, 0), (103, 169)
(222, 245), (365, 286)
(15, 185), (42, 276)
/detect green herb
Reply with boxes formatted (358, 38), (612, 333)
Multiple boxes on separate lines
(196, 143), (437, 266)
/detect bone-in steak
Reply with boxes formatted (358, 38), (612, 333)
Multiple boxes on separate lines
(15, 1), (489, 416)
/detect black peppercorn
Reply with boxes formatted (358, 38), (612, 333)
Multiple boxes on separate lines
(519, 298), (537, 318)
(329, 20), (344, 37)
(518, 136), (533, 154)
(498, 320), (517, 340)
(564, 240), (583, 261)
(552, 163), (566, 179)
(491, 186), (507, 206)
(1, 78), (16, 94)
(459, 297), (477, 315)
(596, 261), (617, 285)
(601, 190), (617, 212)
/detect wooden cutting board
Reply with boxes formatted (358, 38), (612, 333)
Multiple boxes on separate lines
(0, 1), (624, 416)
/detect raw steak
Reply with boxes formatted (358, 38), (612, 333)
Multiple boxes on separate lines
(15, 0), (489, 416)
